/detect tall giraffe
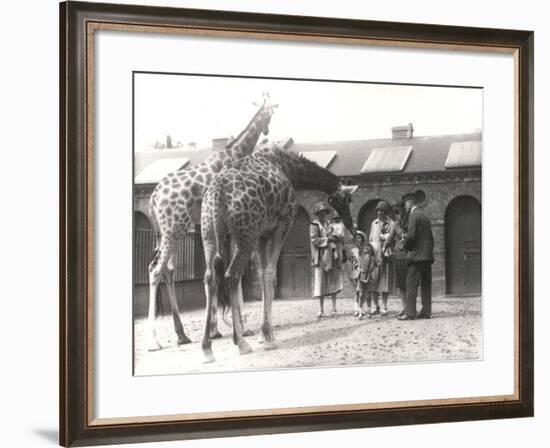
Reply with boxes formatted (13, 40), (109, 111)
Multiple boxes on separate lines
(200, 143), (357, 362)
(146, 93), (277, 351)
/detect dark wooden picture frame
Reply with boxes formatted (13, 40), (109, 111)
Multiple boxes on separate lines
(59, 1), (534, 446)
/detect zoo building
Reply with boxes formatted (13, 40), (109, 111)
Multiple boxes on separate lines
(133, 124), (481, 316)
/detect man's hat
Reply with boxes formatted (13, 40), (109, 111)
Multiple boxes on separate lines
(312, 201), (331, 215)
(392, 201), (405, 213)
(401, 190), (426, 204)
(375, 200), (392, 213)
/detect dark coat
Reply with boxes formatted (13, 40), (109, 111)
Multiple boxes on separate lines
(404, 207), (434, 264)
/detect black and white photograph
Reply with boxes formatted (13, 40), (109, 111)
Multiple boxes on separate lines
(132, 73), (483, 376)
(2, 0), (543, 445)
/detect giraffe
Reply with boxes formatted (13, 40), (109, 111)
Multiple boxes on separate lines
(146, 93), (277, 351)
(200, 143), (357, 362)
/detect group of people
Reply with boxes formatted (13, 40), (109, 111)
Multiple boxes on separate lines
(310, 190), (434, 321)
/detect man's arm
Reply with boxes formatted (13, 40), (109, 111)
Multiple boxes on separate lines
(404, 212), (418, 251)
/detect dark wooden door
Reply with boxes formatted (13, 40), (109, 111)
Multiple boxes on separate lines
(445, 196), (482, 294)
(276, 207), (311, 299)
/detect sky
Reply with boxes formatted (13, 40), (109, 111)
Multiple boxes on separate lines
(134, 72), (482, 151)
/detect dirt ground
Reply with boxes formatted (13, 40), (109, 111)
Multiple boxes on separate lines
(134, 296), (481, 376)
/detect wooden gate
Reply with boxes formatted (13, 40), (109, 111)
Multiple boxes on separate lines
(133, 229), (205, 284)
(445, 196), (482, 295)
(276, 207), (311, 299)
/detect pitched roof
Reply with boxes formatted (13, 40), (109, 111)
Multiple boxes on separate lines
(134, 158), (189, 184)
(289, 132), (481, 176)
(133, 131), (482, 183)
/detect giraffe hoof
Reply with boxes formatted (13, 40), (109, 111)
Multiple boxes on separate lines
(202, 351), (216, 364)
(147, 341), (163, 352)
(263, 341), (277, 351)
(238, 342), (253, 355)
(177, 335), (192, 345)
(242, 329), (255, 337)
(210, 331), (223, 339)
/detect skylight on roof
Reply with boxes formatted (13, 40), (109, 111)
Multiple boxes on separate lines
(134, 158), (190, 184)
(300, 151), (336, 168)
(445, 141), (482, 168)
(360, 146), (412, 173)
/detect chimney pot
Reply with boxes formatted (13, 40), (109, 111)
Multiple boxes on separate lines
(391, 123), (414, 139)
(212, 137), (230, 150)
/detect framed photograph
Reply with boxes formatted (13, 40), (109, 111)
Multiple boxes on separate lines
(60, 1), (533, 446)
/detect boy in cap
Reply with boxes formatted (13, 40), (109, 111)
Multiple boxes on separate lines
(349, 230), (378, 319)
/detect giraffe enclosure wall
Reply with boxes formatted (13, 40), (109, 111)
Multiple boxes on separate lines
(133, 173), (481, 316)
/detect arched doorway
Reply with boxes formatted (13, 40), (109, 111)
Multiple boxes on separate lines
(358, 199), (385, 240)
(445, 196), (482, 295)
(276, 207), (311, 299)
(135, 211), (153, 230)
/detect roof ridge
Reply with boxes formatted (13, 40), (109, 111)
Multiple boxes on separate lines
(291, 131), (481, 147)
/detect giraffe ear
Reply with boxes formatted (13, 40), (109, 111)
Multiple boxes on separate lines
(341, 185), (358, 195)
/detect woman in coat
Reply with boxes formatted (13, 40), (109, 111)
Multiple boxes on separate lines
(369, 200), (396, 315)
(310, 201), (345, 318)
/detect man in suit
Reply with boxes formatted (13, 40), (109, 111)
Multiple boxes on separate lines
(397, 190), (434, 320)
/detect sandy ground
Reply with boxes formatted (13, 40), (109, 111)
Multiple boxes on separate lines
(134, 296), (481, 376)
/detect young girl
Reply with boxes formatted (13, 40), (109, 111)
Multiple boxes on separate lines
(349, 231), (378, 319)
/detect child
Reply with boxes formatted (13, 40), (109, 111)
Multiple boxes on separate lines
(349, 231), (378, 319)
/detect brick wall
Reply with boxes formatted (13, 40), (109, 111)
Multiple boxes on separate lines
(290, 172), (481, 298)
(133, 171), (481, 313)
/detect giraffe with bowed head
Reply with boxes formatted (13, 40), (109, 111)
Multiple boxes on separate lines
(200, 142), (357, 362)
(146, 93), (277, 351)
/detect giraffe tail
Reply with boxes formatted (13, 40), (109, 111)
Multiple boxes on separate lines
(211, 178), (231, 319)
(213, 253), (230, 320)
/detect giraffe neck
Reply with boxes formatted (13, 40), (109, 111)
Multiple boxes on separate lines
(225, 104), (269, 159)
(269, 149), (340, 195)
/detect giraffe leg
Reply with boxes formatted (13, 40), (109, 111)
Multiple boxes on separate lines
(206, 246), (222, 340)
(229, 237), (253, 337)
(226, 248), (253, 355)
(257, 240), (278, 350)
(209, 292), (223, 340)
(255, 243), (269, 346)
(238, 278), (255, 337)
(201, 245), (216, 363)
(147, 259), (163, 351)
(147, 233), (186, 350)
(162, 257), (191, 345)
(259, 211), (296, 350)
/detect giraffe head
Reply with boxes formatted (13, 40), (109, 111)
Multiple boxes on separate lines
(255, 92), (278, 136)
(328, 184), (358, 236)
